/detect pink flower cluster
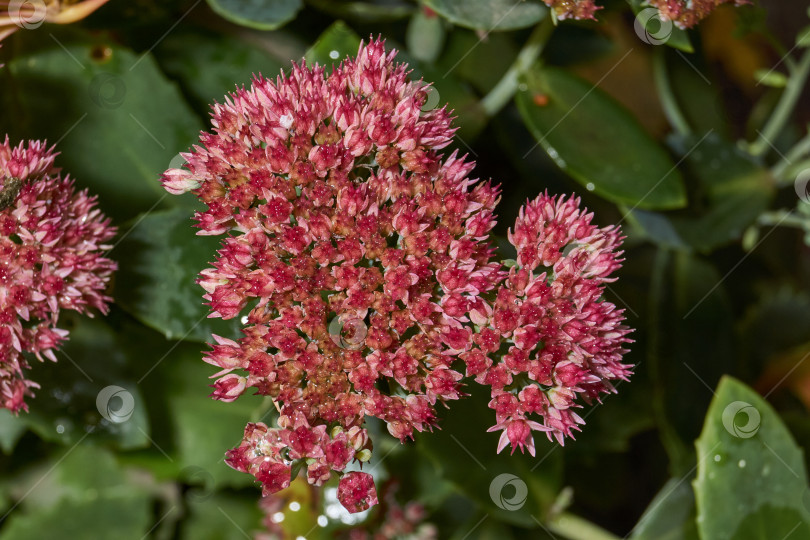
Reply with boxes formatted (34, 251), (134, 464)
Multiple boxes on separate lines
(543, 0), (601, 21)
(480, 195), (631, 452)
(0, 137), (116, 412)
(162, 40), (630, 512)
(648, 0), (749, 28)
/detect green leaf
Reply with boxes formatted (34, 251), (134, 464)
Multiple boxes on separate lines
(630, 478), (699, 540)
(205, 0), (303, 30)
(155, 28), (286, 114)
(424, 0), (547, 31)
(669, 134), (774, 252)
(407, 8), (446, 64)
(0, 315), (151, 449)
(754, 69), (788, 88)
(516, 66), (687, 209)
(158, 342), (259, 488)
(113, 207), (241, 343)
(0, 30), (202, 222)
(416, 386), (562, 527)
(796, 25), (810, 48)
(183, 492), (264, 540)
(305, 21), (363, 68)
(647, 251), (734, 473)
(0, 446), (152, 540)
(693, 377), (810, 540)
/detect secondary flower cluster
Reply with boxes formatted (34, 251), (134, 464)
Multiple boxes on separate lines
(162, 40), (631, 512)
(0, 137), (116, 412)
(0, 0), (111, 42)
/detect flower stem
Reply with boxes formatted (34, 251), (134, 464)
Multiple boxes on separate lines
(480, 15), (555, 117)
(547, 512), (622, 540)
(653, 47), (691, 137)
(749, 48), (810, 157)
(771, 128), (810, 182)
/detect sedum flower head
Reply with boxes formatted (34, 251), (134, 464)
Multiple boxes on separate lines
(543, 0), (601, 21)
(477, 194), (632, 451)
(162, 39), (631, 512)
(0, 136), (116, 412)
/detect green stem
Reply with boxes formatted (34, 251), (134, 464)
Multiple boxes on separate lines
(749, 48), (810, 157)
(480, 15), (555, 117)
(772, 129), (810, 181)
(653, 47), (691, 137)
(757, 209), (808, 229)
(547, 512), (621, 540)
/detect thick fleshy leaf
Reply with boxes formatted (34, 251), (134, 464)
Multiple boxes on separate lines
(424, 0), (547, 31)
(669, 134), (774, 252)
(647, 251), (734, 473)
(205, 0), (302, 30)
(158, 341), (260, 488)
(155, 28), (286, 114)
(407, 7), (446, 64)
(516, 65), (687, 209)
(0, 30), (202, 222)
(114, 207), (241, 343)
(693, 377), (810, 539)
(630, 478), (699, 540)
(305, 21), (362, 68)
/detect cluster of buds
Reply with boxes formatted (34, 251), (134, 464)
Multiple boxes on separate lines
(0, 137), (116, 412)
(162, 40), (631, 512)
(647, 0), (749, 28)
(226, 415), (375, 510)
(480, 194), (631, 452)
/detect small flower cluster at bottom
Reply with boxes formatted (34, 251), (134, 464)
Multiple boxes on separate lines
(226, 415), (376, 512)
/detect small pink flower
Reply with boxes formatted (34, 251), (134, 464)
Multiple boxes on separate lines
(338, 471), (378, 514)
(648, 0), (749, 29)
(0, 137), (116, 412)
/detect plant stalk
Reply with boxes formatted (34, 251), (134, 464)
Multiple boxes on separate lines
(749, 48), (810, 157)
(480, 15), (555, 117)
(547, 512), (622, 540)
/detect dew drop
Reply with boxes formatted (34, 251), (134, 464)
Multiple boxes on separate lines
(271, 512), (285, 523)
(586, 182), (595, 192)
(241, 315), (249, 325)
(329, 50), (340, 59)
(56, 424), (65, 434)
(518, 83), (528, 91)
(738, 459), (746, 468)
(289, 501), (301, 512)
(714, 454), (722, 462)
(317, 515), (328, 527)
